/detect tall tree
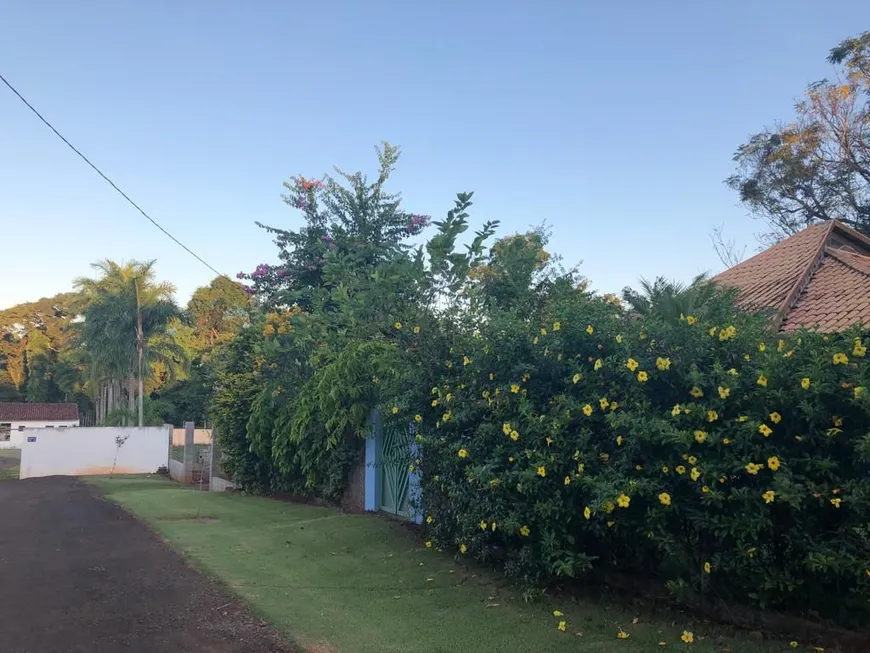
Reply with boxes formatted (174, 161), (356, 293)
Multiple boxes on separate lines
(621, 274), (719, 324)
(75, 260), (181, 425)
(727, 31), (870, 240)
(187, 276), (249, 350)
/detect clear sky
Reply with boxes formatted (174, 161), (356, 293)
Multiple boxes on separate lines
(2, 1), (868, 309)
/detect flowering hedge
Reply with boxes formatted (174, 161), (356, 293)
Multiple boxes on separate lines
(413, 294), (870, 623)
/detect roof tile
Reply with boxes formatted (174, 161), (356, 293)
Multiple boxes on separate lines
(0, 403), (80, 422)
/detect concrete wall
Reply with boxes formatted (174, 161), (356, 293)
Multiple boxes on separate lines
(19, 426), (170, 479)
(170, 428), (211, 446)
(0, 421), (79, 449)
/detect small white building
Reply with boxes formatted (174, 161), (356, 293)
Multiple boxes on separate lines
(0, 403), (80, 449)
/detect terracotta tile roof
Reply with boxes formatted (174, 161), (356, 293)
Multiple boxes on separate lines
(0, 403), (80, 422)
(712, 220), (870, 332)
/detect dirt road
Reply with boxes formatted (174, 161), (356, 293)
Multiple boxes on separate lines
(0, 476), (294, 652)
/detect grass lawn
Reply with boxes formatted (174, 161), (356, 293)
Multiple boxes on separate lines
(0, 448), (20, 480)
(89, 476), (789, 653)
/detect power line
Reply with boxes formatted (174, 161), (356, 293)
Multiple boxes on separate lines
(0, 71), (228, 280)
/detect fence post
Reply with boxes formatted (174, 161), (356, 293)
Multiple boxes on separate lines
(164, 424), (172, 468)
(183, 421), (195, 484)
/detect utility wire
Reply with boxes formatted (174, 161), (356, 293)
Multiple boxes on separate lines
(0, 71), (228, 280)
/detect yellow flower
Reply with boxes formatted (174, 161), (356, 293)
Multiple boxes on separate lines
(510, 430), (519, 441)
(833, 415), (843, 427)
(480, 520), (488, 531)
(626, 358), (639, 372)
(704, 561), (711, 574)
(671, 404), (682, 417)
(463, 356), (472, 366)
(413, 325), (420, 334)
(737, 415), (748, 422)
(744, 353), (751, 361)
(690, 467), (701, 481)
(727, 368), (739, 376)
(833, 352), (849, 365)
(757, 375), (768, 387)
(394, 321), (402, 330)
(694, 430), (708, 443)
(425, 540), (432, 548)
(610, 401), (619, 411)
(706, 410), (719, 422)
(769, 411), (782, 424)
(709, 327), (718, 336)
(767, 456), (781, 471)
(426, 515), (433, 524)
(582, 404), (593, 416)
(557, 621), (567, 632)
(502, 423), (512, 435)
(442, 410), (452, 422)
(511, 384), (520, 393)
(540, 327), (547, 336)
(615, 334), (624, 343)
(658, 492), (672, 506)
(616, 435), (623, 446)
(617, 493), (631, 508)
(662, 466), (669, 473)
(553, 610), (563, 617)
(586, 325), (594, 334)
(599, 397), (610, 410)
(572, 372), (582, 384)
(701, 485), (710, 494)
(519, 525), (530, 536)
(801, 377), (811, 390)
(532, 336), (539, 345)
(686, 315), (697, 325)
(681, 630), (694, 644)
(656, 357), (671, 371)
(459, 543), (467, 553)
(391, 406), (399, 414)
(762, 490), (775, 504)
(414, 414), (422, 423)
(431, 399), (439, 407)
(790, 642), (799, 649)
(688, 455), (697, 464)
(635, 464), (643, 471)
(594, 358), (603, 371)
(854, 343), (867, 357)
(856, 386), (866, 398)
(758, 423), (773, 437)
(745, 462), (763, 475)
(491, 522), (497, 532)
(457, 448), (468, 458)
(758, 342), (766, 352)
(553, 321), (561, 331)
(563, 475), (571, 486)
(722, 437), (732, 445)
(689, 386), (704, 398)
(718, 386), (731, 399)
(637, 371), (649, 382)
(831, 497), (843, 508)
(537, 466), (546, 478)
(617, 630), (630, 639)
(676, 465), (686, 475)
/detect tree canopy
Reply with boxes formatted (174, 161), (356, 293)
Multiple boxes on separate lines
(727, 31), (870, 240)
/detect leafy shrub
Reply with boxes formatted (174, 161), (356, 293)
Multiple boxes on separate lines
(416, 296), (870, 623)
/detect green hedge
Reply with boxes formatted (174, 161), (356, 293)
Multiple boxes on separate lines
(414, 297), (870, 623)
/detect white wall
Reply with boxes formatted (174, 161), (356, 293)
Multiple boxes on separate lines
(171, 428), (212, 446)
(19, 426), (169, 479)
(0, 421), (79, 449)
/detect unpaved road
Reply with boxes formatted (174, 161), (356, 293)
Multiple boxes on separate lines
(0, 476), (294, 653)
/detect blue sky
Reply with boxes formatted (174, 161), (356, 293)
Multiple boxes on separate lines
(2, 1), (868, 309)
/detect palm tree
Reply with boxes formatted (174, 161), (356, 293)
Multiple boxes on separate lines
(74, 260), (181, 426)
(621, 273), (719, 324)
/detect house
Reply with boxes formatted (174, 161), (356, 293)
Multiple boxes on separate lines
(713, 220), (870, 332)
(0, 403), (80, 449)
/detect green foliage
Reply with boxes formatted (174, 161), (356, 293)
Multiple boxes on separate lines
(417, 297), (870, 623)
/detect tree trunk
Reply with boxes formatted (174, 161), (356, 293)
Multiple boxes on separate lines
(135, 278), (144, 428)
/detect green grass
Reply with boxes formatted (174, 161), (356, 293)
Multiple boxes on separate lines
(0, 448), (20, 480)
(88, 476), (790, 653)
